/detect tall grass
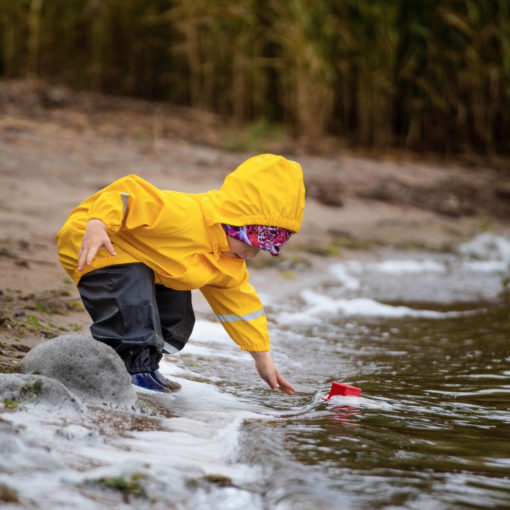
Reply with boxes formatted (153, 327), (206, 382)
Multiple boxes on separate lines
(0, 0), (508, 155)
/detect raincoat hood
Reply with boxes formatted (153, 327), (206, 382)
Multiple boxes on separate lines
(200, 154), (305, 232)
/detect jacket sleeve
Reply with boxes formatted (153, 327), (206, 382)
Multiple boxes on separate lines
(200, 278), (270, 352)
(86, 174), (164, 234)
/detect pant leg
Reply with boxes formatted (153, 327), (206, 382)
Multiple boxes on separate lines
(78, 263), (164, 374)
(155, 285), (195, 354)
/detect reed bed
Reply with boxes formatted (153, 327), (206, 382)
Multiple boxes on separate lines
(0, 0), (508, 154)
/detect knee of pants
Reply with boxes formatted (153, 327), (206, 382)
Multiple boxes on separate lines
(156, 287), (195, 351)
(161, 308), (195, 352)
(78, 263), (163, 349)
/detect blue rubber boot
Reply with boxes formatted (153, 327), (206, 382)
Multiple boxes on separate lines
(131, 372), (169, 393)
(151, 370), (181, 391)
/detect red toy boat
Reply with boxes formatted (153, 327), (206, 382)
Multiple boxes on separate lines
(323, 382), (362, 400)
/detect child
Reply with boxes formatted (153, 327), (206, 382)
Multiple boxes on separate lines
(57, 154), (305, 394)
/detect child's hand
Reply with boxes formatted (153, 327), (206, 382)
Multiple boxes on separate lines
(249, 351), (295, 395)
(77, 219), (117, 271)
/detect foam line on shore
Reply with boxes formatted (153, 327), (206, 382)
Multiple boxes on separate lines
(276, 289), (471, 325)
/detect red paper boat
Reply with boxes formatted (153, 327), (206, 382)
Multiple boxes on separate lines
(323, 382), (362, 401)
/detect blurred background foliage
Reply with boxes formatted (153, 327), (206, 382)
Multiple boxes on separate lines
(0, 0), (508, 155)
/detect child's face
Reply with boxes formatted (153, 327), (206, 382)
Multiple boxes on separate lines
(223, 236), (260, 259)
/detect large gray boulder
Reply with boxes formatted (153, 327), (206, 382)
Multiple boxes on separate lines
(0, 373), (85, 412)
(21, 333), (137, 408)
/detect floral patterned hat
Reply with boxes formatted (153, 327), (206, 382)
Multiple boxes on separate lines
(222, 224), (293, 256)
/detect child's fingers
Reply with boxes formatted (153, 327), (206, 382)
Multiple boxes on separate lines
(104, 238), (117, 256)
(276, 371), (295, 395)
(281, 383), (295, 395)
(268, 376), (279, 390)
(77, 246), (87, 271)
(77, 231), (116, 271)
(279, 382), (295, 395)
(86, 245), (99, 266)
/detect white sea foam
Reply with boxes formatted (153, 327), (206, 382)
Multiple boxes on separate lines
(332, 254), (508, 284)
(461, 260), (509, 273)
(459, 233), (510, 262)
(427, 387), (510, 397)
(325, 298), (457, 318)
(300, 288), (336, 307)
(0, 382), (265, 510)
(179, 342), (243, 361)
(276, 289), (467, 325)
(191, 318), (231, 344)
(465, 373), (509, 380)
(366, 259), (446, 274)
(329, 264), (361, 290)
(326, 395), (394, 410)
(176, 318), (252, 362)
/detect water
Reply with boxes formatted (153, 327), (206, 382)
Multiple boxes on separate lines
(165, 250), (510, 509)
(259, 304), (510, 509)
(1, 241), (510, 509)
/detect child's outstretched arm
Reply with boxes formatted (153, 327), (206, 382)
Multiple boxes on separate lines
(200, 279), (294, 395)
(250, 351), (295, 395)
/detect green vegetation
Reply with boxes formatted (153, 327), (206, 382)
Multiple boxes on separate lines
(223, 119), (284, 152)
(35, 300), (49, 313)
(26, 314), (42, 328)
(2, 379), (44, 409)
(97, 474), (147, 500)
(3, 399), (19, 410)
(0, 364), (21, 374)
(0, 0), (508, 155)
(26, 314), (58, 335)
(67, 300), (84, 311)
(20, 378), (43, 398)
(305, 243), (343, 257)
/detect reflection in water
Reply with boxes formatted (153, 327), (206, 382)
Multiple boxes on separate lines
(329, 404), (361, 427)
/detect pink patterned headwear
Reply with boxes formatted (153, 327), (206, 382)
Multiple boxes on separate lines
(222, 224), (293, 256)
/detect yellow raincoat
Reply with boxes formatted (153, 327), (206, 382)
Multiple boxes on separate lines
(57, 154), (305, 352)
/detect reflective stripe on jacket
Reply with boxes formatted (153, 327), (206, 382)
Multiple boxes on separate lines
(56, 154), (305, 351)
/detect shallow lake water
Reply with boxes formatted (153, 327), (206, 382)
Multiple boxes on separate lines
(253, 301), (510, 509)
(1, 238), (509, 509)
(174, 253), (510, 510)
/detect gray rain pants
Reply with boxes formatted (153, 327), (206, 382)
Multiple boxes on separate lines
(78, 263), (195, 374)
